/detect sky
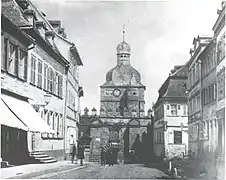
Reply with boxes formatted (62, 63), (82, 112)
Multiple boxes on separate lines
(32, 0), (222, 113)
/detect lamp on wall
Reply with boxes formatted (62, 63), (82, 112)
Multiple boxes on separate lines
(32, 92), (52, 112)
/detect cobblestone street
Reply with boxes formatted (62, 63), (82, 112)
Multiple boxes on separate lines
(13, 164), (168, 179)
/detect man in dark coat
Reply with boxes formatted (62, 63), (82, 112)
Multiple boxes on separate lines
(100, 148), (106, 166)
(77, 144), (85, 166)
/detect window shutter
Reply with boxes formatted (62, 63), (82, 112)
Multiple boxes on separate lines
(24, 53), (28, 80)
(14, 46), (19, 76)
(58, 75), (63, 98)
(55, 73), (58, 95)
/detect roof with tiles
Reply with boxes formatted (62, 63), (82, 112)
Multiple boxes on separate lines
(2, 0), (30, 27)
(154, 65), (188, 107)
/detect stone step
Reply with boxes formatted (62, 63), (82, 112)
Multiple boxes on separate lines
(31, 154), (49, 158)
(31, 151), (45, 155)
(41, 159), (57, 163)
(35, 156), (54, 161)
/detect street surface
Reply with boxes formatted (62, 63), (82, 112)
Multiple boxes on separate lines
(14, 163), (169, 179)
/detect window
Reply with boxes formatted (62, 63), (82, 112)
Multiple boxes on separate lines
(167, 105), (170, 110)
(37, 60), (42, 88)
(174, 131), (182, 144)
(218, 75), (225, 100)
(8, 41), (17, 75)
(43, 64), (48, 90)
(47, 111), (50, 125)
(52, 113), (55, 130)
(213, 83), (217, 100)
(30, 55), (36, 84)
(19, 49), (27, 80)
(49, 68), (54, 93)
(192, 98), (196, 112)
(183, 105), (187, 116)
(193, 68), (195, 84)
(178, 105), (181, 110)
(58, 75), (63, 98)
(55, 73), (59, 95)
(197, 95), (200, 110)
(170, 104), (177, 116)
(1, 37), (6, 70)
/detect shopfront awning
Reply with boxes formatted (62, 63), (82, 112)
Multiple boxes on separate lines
(2, 94), (55, 133)
(0, 99), (28, 131)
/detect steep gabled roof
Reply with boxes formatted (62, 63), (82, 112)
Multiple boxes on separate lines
(154, 65), (188, 108)
(2, 0), (30, 27)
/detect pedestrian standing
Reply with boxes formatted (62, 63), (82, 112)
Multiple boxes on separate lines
(100, 148), (106, 166)
(69, 135), (76, 163)
(77, 144), (85, 166)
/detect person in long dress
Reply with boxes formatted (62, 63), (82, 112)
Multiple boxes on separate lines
(77, 144), (85, 166)
(69, 135), (76, 163)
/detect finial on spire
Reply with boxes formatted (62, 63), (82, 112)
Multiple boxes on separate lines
(122, 24), (125, 42)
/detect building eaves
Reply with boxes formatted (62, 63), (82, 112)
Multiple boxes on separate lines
(1, 14), (35, 45)
(212, 5), (225, 32)
(28, 0), (74, 46)
(70, 46), (83, 66)
(21, 27), (69, 66)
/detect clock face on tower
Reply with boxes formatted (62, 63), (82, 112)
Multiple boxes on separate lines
(113, 89), (121, 97)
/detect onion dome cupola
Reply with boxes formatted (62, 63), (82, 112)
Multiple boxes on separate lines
(103, 27), (144, 87)
(117, 41), (131, 55)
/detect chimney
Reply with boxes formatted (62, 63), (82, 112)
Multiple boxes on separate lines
(58, 28), (67, 38)
(36, 21), (47, 39)
(49, 20), (61, 33)
(16, 0), (29, 10)
(23, 9), (37, 27)
(189, 48), (194, 57)
(45, 31), (55, 46)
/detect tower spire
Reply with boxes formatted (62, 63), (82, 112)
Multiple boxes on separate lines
(122, 24), (125, 42)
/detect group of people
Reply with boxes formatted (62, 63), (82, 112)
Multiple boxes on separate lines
(100, 148), (117, 166)
(70, 135), (85, 166)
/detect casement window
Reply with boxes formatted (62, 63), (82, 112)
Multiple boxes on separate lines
(218, 75), (225, 100)
(192, 68), (195, 84)
(183, 105), (187, 116)
(47, 111), (50, 125)
(48, 68), (54, 93)
(30, 55), (36, 84)
(58, 75), (63, 98)
(213, 83), (217, 100)
(52, 113), (55, 130)
(43, 64), (48, 90)
(8, 41), (17, 75)
(1, 36), (6, 70)
(52, 72), (56, 94)
(57, 115), (60, 134)
(170, 104), (177, 116)
(18, 49), (27, 80)
(197, 95), (200, 110)
(174, 131), (182, 144)
(55, 73), (58, 95)
(37, 60), (42, 88)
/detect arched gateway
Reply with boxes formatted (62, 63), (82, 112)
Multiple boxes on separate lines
(78, 31), (153, 164)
